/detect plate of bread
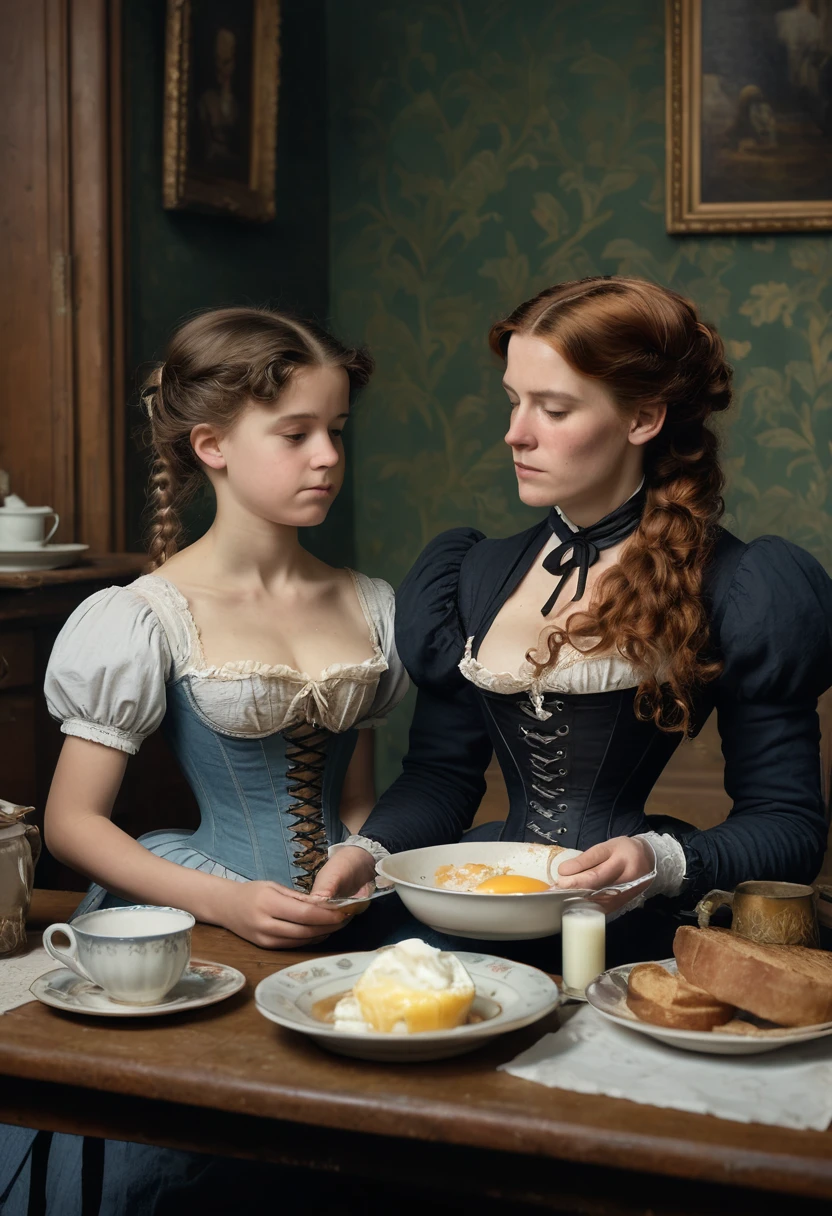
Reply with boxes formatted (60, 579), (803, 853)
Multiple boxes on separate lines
(586, 926), (832, 1054)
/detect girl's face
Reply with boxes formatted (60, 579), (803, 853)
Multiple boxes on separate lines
(502, 334), (661, 518)
(198, 365), (350, 527)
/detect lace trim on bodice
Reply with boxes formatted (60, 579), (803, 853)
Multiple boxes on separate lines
(459, 636), (638, 719)
(127, 572), (389, 736)
(132, 571), (386, 682)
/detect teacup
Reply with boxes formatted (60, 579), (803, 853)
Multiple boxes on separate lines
(0, 505), (59, 547)
(696, 881), (819, 947)
(43, 905), (194, 1004)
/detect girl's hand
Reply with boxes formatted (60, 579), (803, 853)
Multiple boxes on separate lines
(310, 846), (377, 901)
(220, 879), (352, 949)
(556, 836), (655, 915)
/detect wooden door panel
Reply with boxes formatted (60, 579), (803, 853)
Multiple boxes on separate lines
(0, 0), (72, 530)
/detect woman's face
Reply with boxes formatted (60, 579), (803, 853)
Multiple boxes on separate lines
(203, 365), (349, 528)
(503, 334), (651, 518)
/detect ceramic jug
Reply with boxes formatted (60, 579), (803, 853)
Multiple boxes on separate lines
(0, 802), (41, 955)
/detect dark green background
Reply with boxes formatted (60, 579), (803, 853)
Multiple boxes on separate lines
(126, 0), (832, 789)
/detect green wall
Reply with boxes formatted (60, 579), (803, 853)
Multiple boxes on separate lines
(121, 0), (832, 793)
(122, 0), (352, 565)
(328, 0), (832, 788)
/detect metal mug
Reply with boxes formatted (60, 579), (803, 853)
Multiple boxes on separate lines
(696, 880), (819, 947)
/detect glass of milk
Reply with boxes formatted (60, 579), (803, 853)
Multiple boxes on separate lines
(561, 898), (606, 999)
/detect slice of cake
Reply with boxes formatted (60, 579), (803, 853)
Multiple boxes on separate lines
(334, 938), (475, 1034)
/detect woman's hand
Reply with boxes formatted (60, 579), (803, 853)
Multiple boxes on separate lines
(310, 846), (377, 901)
(556, 836), (655, 915)
(220, 879), (352, 949)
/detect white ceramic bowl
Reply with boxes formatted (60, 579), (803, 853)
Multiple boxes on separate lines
(376, 842), (583, 940)
(255, 947), (561, 1062)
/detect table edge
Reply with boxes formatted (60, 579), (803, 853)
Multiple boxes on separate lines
(1, 1040), (831, 1200)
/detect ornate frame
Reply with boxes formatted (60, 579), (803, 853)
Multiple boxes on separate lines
(666, 0), (832, 233)
(162, 0), (280, 222)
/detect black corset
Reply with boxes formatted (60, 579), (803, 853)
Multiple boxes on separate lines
(516, 700), (571, 844)
(475, 686), (682, 850)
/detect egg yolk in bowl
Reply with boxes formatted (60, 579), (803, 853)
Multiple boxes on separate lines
(473, 875), (550, 894)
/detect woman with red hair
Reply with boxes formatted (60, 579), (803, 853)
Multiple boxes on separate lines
(317, 276), (832, 962)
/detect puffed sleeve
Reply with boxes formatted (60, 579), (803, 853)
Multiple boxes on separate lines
(394, 526), (485, 689)
(679, 537), (832, 901)
(354, 576), (410, 728)
(44, 586), (172, 756)
(355, 528), (493, 853)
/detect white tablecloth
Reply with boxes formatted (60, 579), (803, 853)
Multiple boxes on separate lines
(499, 1005), (832, 1130)
(0, 940), (61, 1013)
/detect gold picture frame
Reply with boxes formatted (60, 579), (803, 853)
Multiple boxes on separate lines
(666, 0), (832, 233)
(163, 0), (280, 222)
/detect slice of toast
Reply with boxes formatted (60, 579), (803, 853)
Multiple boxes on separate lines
(674, 926), (832, 1028)
(625, 962), (735, 1031)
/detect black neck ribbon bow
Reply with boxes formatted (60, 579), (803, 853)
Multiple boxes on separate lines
(540, 485), (647, 617)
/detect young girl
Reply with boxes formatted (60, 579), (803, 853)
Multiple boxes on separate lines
(43, 306), (407, 943)
(316, 276), (832, 964)
(0, 307), (412, 1215)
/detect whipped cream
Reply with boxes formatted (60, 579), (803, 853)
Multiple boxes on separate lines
(358, 938), (473, 992)
(329, 994), (368, 1033)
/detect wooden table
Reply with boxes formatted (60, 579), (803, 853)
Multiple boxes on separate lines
(2, 892), (832, 1215)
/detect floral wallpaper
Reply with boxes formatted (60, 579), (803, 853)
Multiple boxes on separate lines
(327, 0), (832, 784)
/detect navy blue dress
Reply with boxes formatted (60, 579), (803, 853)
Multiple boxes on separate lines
(358, 521), (832, 908)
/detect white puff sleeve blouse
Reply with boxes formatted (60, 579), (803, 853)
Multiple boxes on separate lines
(44, 586), (172, 755)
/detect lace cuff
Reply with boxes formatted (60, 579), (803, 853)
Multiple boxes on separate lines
(327, 834), (391, 867)
(606, 832), (687, 922)
(638, 831), (687, 897)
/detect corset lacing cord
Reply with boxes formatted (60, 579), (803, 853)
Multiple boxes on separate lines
(283, 721), (330, 893)
(519, 711), (570, 843)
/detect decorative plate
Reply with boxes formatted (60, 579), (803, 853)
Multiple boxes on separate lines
(0, 544), (88, 573)
(586, 959), (832, 1055)
(254, 948), (560, 1062)
(29, 959), (245, 1017)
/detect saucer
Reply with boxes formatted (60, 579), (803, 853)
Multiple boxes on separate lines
(0, 544), (89, 573)
(586, 959), (832, 1055)
(255, 949), (560, 1062)
(29, 958), (246, 1016)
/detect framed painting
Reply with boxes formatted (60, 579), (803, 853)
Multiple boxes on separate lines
(163, 0), (280, 222)
(667, 0), (832, 232)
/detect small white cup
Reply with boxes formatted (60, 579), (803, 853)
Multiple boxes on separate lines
(0, 506), (59, 548)
(43, 905), (194, 1005)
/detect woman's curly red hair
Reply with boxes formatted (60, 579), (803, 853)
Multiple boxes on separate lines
(489, 277), (733, 734)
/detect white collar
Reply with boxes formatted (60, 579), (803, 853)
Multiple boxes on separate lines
(554, 477), (645, 533)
